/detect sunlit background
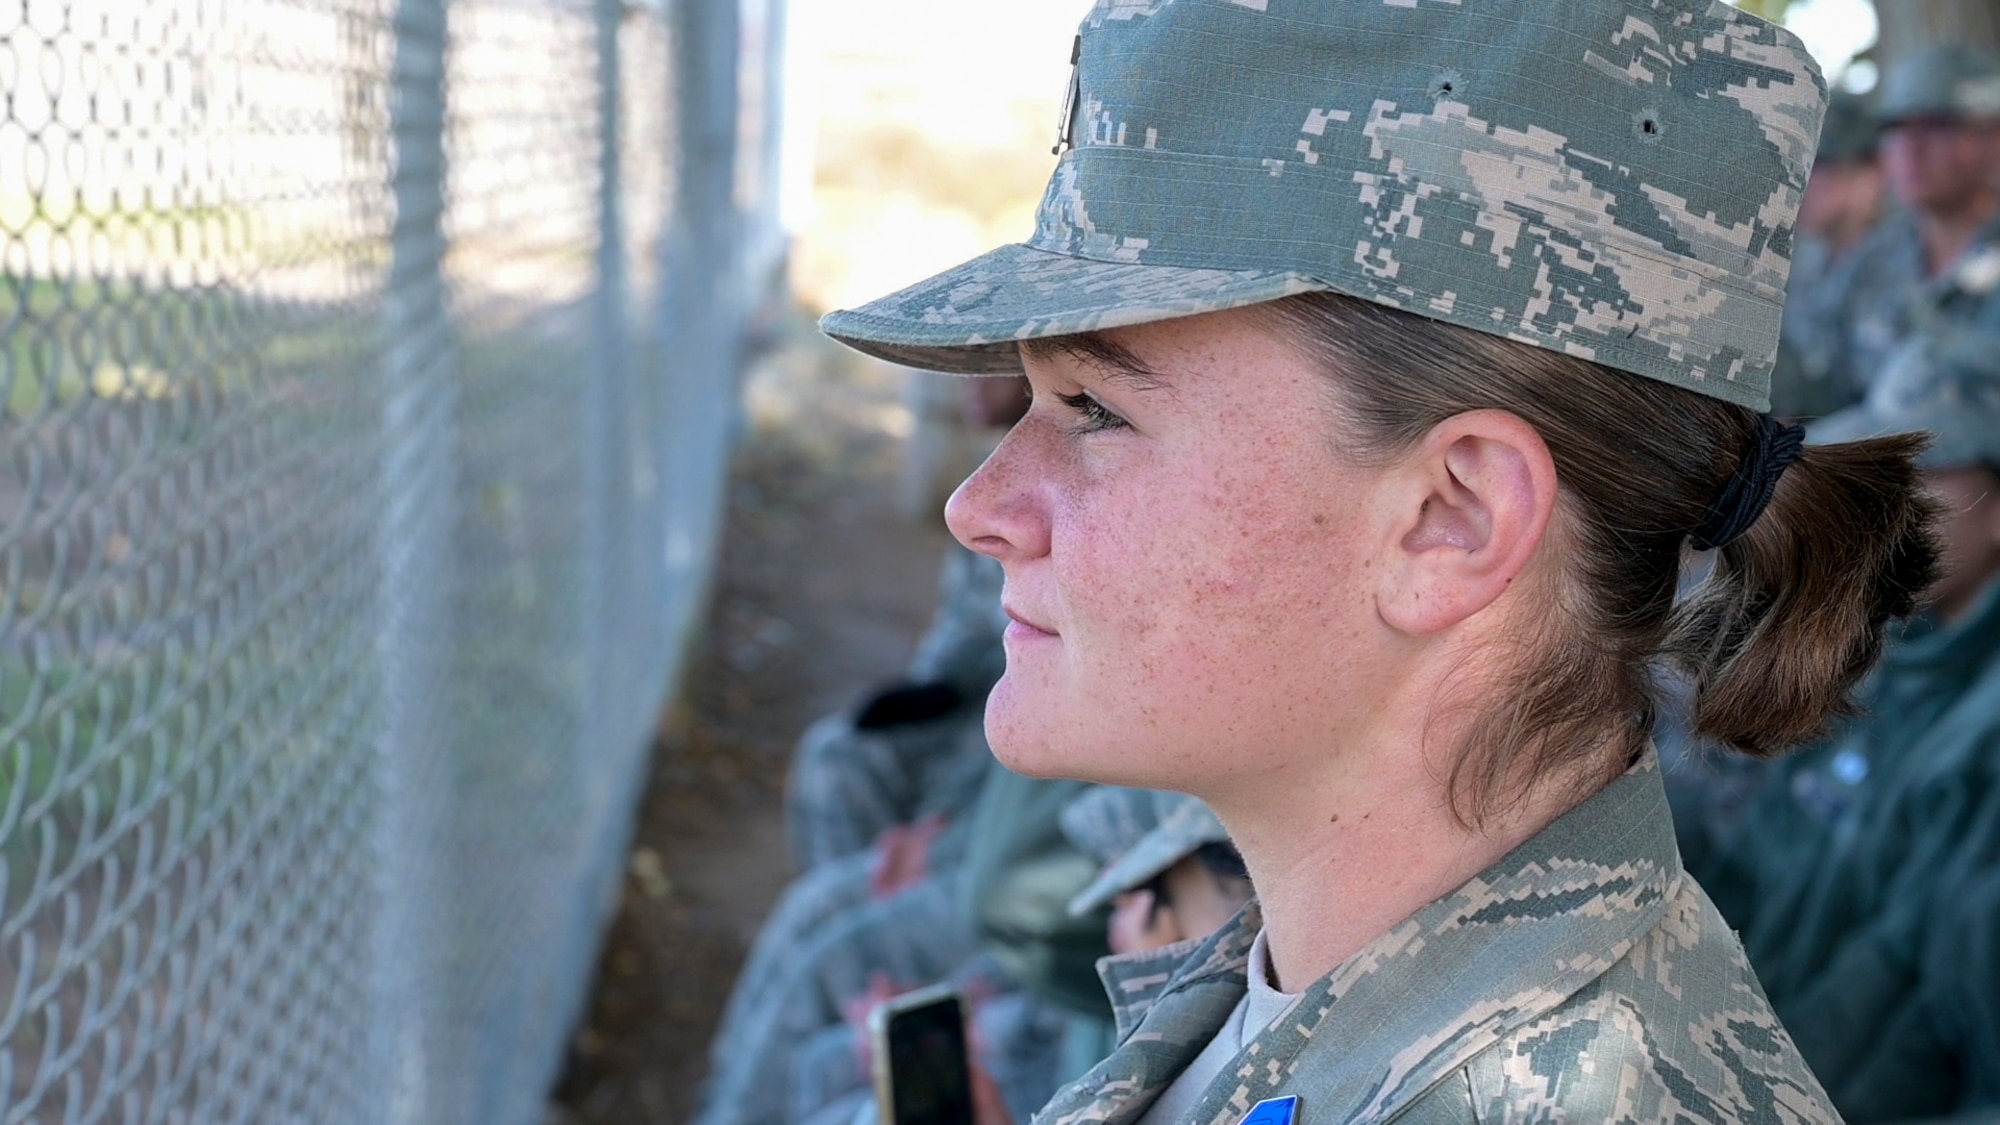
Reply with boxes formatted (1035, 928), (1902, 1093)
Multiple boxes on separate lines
(785, 0), (1882, 319)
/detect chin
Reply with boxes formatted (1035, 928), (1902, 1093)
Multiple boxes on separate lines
(981, 680), (1074, 780)
(982, 673), (1191, 789)
(982, 672), (1117, 783)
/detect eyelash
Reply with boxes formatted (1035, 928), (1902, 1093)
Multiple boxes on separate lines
(1056, 391), (1129, 433)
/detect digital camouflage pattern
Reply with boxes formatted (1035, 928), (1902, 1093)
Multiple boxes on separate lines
(822, 0), (1827, 412)
(1034, 752), (1839, 1125)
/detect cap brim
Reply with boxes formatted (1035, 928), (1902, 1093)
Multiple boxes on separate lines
(820, 243), (1319, 375)
(1067, 834), (1184, 918)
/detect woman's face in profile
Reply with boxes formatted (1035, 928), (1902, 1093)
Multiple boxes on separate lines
(945, 308), (1406, 792)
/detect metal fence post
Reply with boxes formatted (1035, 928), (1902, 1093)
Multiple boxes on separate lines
(754, 0), (791, 300)
(536, 0), (643, 1105)
(656, 0), (743, 655)
(372, 0), (457, 1121)
(585, 0), (627, 752)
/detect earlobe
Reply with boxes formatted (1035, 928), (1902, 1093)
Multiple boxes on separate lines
(1378, 411), (1558, 635)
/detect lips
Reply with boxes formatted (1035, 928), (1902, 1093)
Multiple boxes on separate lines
(1003, 604), (1058, 637)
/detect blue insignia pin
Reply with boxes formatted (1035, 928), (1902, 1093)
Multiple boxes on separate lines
(1238, 1095), (1300, 1125)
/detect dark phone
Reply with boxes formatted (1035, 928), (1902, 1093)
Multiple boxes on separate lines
(868, 985), (974, 1125)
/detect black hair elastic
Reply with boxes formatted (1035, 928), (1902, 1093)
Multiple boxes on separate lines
(1689, 414), (1806, 552)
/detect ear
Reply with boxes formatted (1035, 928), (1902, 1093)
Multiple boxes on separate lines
(1375, 410), (1559, 635)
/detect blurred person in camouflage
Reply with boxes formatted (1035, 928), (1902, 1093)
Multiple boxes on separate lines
(783, 377), (1028, 873)
(698, 374), (1033, 1125)
(1067, 790), (1252, 963)
(1803, 45), (2000, 410)
(1685, 325), (2000, 1123)
(723, 374), (1023, 1070)
(819, 0), (1935, 1119)
(699, 744), (1112, 1125)
(706, 721), (994, 1103)
(785, 786), (1251, 1125)
(698, 758), (995, 1125)
(696, 378), (1032, 1121)
(1771, 89), (1887, 419)
(1908, 844), (2000, 1117)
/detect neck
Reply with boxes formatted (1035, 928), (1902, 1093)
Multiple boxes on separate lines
(1203, 648), (1608, 993)
(1920, 196), (1999, 276)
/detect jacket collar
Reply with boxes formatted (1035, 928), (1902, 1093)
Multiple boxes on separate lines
(1057, 749), (1683, 1125)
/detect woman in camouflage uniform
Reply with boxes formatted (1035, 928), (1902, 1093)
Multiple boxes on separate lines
(819, 1), (1940, 1122)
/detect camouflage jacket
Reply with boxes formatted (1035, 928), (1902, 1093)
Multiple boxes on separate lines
(1695, 580), (2000, 1122)
(1827, 211), (2000, 399)
(1035, 752), (1838, 1125)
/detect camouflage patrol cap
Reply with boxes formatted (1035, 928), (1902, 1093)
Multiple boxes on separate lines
(1816, 89), (1878, 164)
(1877, 44), (2000, 126)
(1058, 785), (1167, 867)
(1812, 327), (2000, 470)
(822, 0), (1827, 413)
(1067, 792), (1232, 917)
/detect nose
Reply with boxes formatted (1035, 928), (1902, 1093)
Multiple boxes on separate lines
(945, 413), (1054, 564)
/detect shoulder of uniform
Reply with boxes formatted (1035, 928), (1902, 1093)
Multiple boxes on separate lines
(1464, 881), (1839, 1124)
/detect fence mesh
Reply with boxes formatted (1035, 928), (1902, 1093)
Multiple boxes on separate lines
(0, 0), (777, 1120)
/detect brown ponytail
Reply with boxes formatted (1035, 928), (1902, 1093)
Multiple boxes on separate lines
(1262, 292), (1941, 824)
(1668, 435), (1941, 755)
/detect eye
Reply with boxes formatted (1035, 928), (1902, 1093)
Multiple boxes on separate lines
(1056, 391), (1130, 433)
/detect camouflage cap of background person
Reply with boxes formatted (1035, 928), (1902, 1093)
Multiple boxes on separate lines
(1058, 785), (1168, 870)
(1812, 326), (2000, 470)
(1817, 88), (1878, 164)
(1876, 44), (2000, 126)
(822, 0), (1826, 413)
(1066, 791), (1232, 917)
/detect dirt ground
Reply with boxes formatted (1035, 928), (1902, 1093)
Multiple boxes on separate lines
(549, 318), (957, 1124)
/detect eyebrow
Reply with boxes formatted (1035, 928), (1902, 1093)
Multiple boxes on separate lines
(1020, 332), (1169, 391)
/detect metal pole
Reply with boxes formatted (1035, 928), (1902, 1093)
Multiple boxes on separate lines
(656, 0), (742, 649)
(371, 0), (457, 1120)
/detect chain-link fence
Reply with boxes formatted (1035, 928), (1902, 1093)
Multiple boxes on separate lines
(0, 0), (783, 1120)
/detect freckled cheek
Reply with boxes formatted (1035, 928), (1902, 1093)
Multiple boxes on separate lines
(1074, 552), (1326, 705)
(1046, 501), (1174, 663)
(1191, 498), (1358, 624)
